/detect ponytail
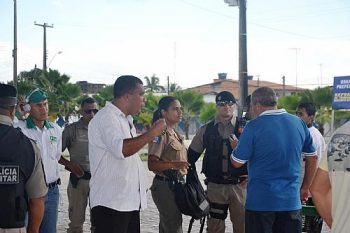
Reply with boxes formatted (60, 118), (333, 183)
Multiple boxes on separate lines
(152, 109), (162, 124)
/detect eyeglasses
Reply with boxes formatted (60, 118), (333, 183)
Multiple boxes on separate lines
(217, 101), (235, 107)
(84, 109), (98, 114)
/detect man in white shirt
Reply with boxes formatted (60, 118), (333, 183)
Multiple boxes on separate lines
(16, 88), (62, 233)
(296, 102), (326, 232)
(89, 75), (166, 233)
(311, 121), (350, 233)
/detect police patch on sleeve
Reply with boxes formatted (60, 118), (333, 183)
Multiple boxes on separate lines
(153, 136), (161, 144)
(0, 165), (19, 184)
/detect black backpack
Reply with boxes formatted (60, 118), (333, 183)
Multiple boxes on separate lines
(166, 167), (209, 232)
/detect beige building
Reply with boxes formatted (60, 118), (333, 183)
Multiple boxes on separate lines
(187, 74), (304, 103)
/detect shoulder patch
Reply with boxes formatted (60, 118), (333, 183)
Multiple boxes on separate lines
(153, 136), (162, 144)
(0, 165), (19, 184)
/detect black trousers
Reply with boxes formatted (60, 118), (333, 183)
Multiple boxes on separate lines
(91, 206), (140, 233)
(245, 209), (302, 233)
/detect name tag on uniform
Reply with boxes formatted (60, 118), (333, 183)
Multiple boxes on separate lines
(0, 165), (19, 184)
(49, 136), (57, 143)
(153, 136), (161, 144)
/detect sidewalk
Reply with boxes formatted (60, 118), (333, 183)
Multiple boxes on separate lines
(57, 162), (330, 233)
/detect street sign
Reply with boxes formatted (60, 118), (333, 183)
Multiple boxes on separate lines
(332, 76), (350, 109)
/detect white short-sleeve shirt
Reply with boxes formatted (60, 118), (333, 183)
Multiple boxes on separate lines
(309, 126), (326, 165)
(15, 117), (62, 184)
(88, 102), (148, 211)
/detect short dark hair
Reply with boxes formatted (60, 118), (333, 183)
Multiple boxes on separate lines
(297, 102), (316, 116)
(251, 87), (277, 107)
(113, 75), (143, 99)
(80, 97), (96, 108)
(152, 96), (178, 124)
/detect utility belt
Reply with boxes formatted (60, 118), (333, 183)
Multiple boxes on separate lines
(69, 171), (91, 188)
(48, 178), (61, 189)
(154, 174), (171, 182)
(206, 176), (246, 185)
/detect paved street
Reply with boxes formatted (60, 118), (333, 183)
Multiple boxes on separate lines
(57, 162), (330, 233)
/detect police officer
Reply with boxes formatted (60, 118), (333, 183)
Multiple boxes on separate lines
(148, 96), (190, 233)
(16, 88), (62, 233)
(188, 91), (247, 233)
(60, 97), (98, 233)
(0, 84), (47, 233)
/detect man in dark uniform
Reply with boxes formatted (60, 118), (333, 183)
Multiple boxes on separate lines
(0, 84), (47, 233)
(188, 91), (247, 233)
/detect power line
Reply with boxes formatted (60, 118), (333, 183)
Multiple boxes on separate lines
(176, 0), (347, 40)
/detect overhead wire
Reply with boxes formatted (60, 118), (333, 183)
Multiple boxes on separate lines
(176, 0), (349, 40)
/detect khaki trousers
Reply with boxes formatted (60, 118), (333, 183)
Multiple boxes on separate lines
(150, 178), (183, 233)
(67, 179), (90, 233)
(207, 182), (246, 233)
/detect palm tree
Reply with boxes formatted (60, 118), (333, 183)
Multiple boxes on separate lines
(299, 87), (332, 108)
(93, 85), (114, 107)
(199, 103), (216, 124)
(169, 83), (181, 93)
(173, 90), (204, 139)
(14, 68), (81, 121)
(277, 95), (300, 113)
(144, 75), (165, 93)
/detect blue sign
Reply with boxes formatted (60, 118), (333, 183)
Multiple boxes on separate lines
(332, 76), (350, 109)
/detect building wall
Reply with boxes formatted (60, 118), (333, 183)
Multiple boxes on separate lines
(188, 79), (304, 102)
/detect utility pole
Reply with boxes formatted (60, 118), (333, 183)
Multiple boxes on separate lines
(319, 63), (323, 87)
(13, 0), (17, 88)
(225, 0), (248, 115)
(256, 74), (260, 87)
(167, 76), (170, 95)
(34, 22), (53, 72)
(289, 48), (300, 91)
(282, 76), (286, 96)
(239, 0), (248, 111)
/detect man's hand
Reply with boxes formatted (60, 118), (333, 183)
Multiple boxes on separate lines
(150, 118), (167, 137)
(170, 161), (190, 171)
(228, 134), (238, 149)
(300, 187), (309, 203)
(59, 156), (84, 177)
(68, 161), (84, 177)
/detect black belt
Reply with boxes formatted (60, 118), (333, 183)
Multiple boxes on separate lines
(154, 175), (170, 182)
(208, 176), (247, 185)
(48, 178), (61, 188)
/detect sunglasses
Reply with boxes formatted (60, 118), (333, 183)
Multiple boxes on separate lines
(84, 109), (98, 114)
(216, 101), (235, 107)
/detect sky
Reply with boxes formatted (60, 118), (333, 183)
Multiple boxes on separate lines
(0, 0), (349, 90)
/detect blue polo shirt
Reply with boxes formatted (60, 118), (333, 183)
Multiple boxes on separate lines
(231, 109), (315, 211)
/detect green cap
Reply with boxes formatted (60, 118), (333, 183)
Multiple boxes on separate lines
(25, 88), (48, 103)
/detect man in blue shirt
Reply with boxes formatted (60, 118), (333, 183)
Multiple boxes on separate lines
(230, 87), (317, 233)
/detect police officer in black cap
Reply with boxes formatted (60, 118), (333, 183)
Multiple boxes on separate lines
(0, 84), (47, 233)
(188, 91), (248, 233)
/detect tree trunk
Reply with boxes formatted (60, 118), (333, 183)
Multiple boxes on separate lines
(185, 121), (190, 140)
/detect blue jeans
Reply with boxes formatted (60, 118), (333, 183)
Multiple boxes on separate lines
(245, 209), (302, 233)
(40, 186), (59, 233)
